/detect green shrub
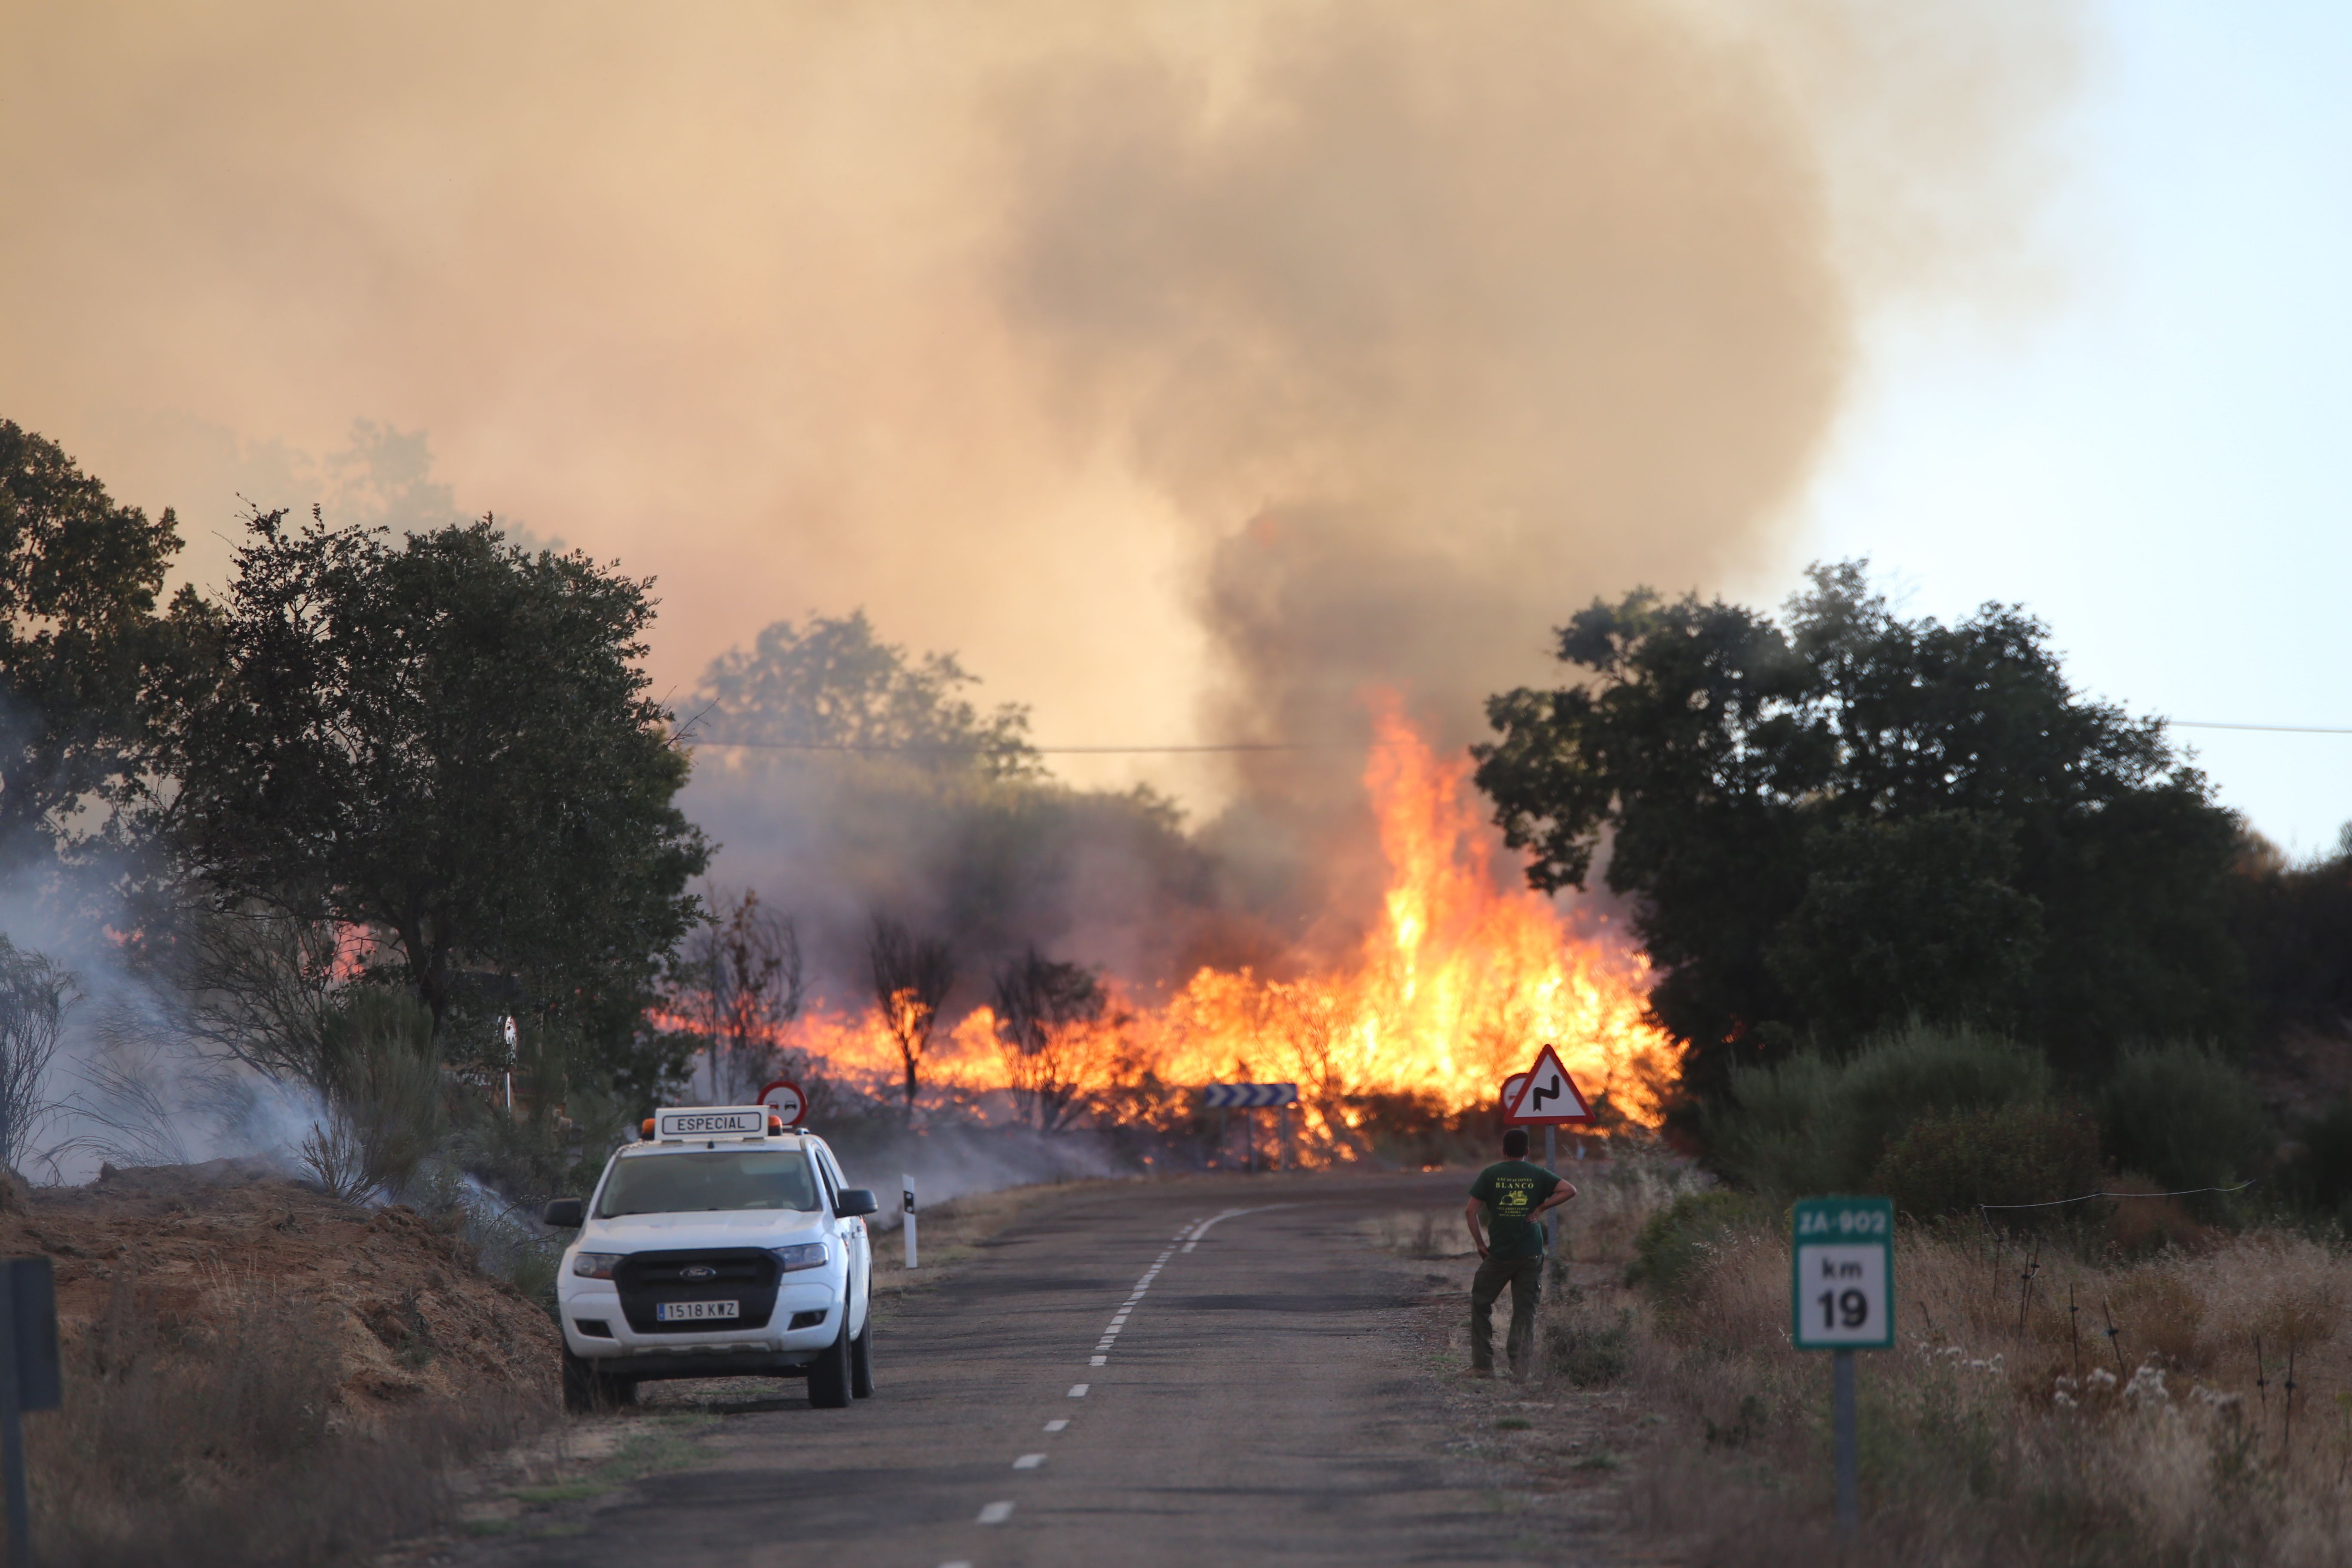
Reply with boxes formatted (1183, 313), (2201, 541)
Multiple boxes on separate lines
(1541, 1288), (1634, 1387)
(1869, 1102), (2101, 1220)
(1698, 1052), (1847, 1197)
(1705, 1022), (2055, 1197)
(1834, 1023), (2054, 1167)
(2097, 1042), (2267, 1200)
(302, 990), (442, 1200)
(2279, 1099), (2352, 1223)
(1625, 1191), (1762, 1297)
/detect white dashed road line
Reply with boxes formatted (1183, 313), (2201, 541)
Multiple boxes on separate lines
(952, 1210), (1292, 1562)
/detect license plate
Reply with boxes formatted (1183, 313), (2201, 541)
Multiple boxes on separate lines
(657, 1300), (741, 1322)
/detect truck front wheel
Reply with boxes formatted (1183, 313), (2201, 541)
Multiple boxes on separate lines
(850, 1317), (874, 1398)
(808, 1319), (853, 1409)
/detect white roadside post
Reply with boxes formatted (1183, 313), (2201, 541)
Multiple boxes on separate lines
(903, 1176), (919, 1271)
(1792, 1196), (1895, 1539)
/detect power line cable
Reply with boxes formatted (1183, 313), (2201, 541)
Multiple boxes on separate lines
(1978, 1179), (2256, 1214)
(675, 737), (1386, 754)
(2171, 721), (2352, 735)
(672, 719), (2352, 755)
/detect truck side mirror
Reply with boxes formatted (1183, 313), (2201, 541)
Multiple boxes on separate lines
(833, 1188), (879, 1219)
(542, 1197), (585, 1228)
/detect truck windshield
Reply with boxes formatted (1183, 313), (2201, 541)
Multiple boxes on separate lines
(596, 1150), (821, 1218)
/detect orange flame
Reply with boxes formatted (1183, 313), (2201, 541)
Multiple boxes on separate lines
(1142, 697), (1682, 1144)
(692, 700), (1684, 1152)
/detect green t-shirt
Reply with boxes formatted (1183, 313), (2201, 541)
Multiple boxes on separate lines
(1469, 1159), (1562, 1259)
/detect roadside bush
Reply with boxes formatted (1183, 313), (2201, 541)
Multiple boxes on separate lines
(1834, 1023), (2053, 1162)
(1541, 1286), (1634, 1387)
(1705, 1023), (2055, 1197)
(300, 989), (442, 1202)
(2098, 1042), (2268, 1202)
(1626, 1191), (1764, 1297)
(1869, 1102), (2101, 1221)
(2278, 1098), (2352, 1224)
(1560, 1133), (1718, 1263)
(1697, 1051), (1846, 1196)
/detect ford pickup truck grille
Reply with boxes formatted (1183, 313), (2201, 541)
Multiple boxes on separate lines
(614, 1248), (782, 1333)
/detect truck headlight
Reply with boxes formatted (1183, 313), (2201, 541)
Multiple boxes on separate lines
(771, 1242), (828, 1273)
(572, 1252), (624, 1280)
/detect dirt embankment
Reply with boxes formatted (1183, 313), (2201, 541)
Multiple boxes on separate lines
(0, 1160), (559, 1415)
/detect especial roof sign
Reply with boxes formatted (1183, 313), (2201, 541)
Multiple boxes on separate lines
(654, 1106), (770, 1141)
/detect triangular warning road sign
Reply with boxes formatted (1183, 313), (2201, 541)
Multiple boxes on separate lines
(1503, 1043), (1593, 1125)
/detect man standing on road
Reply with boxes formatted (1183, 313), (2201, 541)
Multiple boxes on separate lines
(1464, 1128), (1577, 1378)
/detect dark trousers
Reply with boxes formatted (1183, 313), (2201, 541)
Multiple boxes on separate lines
(1470, 1253), (1543, 1373)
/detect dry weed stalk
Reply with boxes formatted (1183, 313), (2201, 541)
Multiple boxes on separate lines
(31, 1272), (545, 1567)
(1583, 1193), (2352, 1566)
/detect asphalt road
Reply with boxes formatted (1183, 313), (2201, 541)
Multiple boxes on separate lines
(453, 1171), (1523, 1568)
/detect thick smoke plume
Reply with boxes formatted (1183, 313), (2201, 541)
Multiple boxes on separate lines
(0, 3), (2078, 1124)
(0, 1), (2073, 809)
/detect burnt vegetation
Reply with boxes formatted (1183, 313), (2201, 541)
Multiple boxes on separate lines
(992, 948), (1111, 1133)
(866, 914), (958, 1112)
(669, 888), (805, 1105)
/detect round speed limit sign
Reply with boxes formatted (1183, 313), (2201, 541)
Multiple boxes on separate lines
(758, 1078), (807, 1128)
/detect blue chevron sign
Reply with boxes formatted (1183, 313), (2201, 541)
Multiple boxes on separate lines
(1198, 1082), (1299, 1109)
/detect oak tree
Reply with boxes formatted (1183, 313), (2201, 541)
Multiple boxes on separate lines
(158, 510), (709, 1092)
(1475, 562), (2243, 1086)
(0, 422), (183, 862)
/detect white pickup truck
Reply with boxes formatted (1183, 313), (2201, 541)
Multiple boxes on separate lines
(541, 1106), (878, 1411)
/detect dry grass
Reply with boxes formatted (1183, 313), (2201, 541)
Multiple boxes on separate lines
(33, 1277), (541, 1568)
(1557, 1139), (1716, 1263)
(1387, 1143), (2352, 1565)
(1614, 1205), (2352, 1565)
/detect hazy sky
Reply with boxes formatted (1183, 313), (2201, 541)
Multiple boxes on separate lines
(6, 1), (2340, 853)
(1796, 1), (2352, 855)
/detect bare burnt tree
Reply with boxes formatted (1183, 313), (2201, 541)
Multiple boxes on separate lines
(675, 888), (805, 1103)
(169, 901), (353, 1093)
(993, 949), (1108, 1132)
(868, 915), (954, 1112)
(297, 987), (442, 1203)
(0, 937), (72, 1176)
